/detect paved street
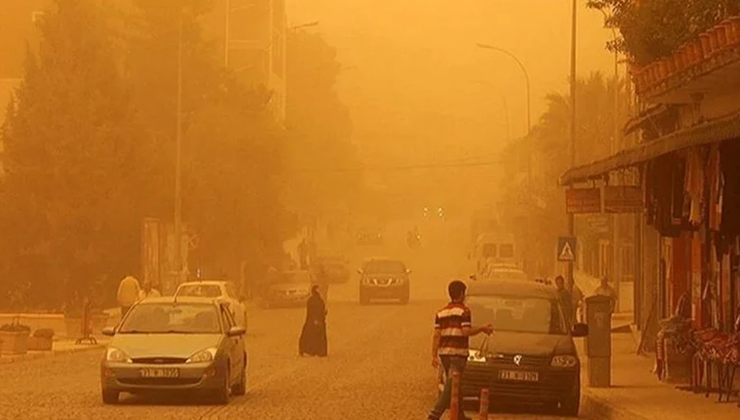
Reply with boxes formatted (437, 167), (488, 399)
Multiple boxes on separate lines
(0, 300), (582, 420)
(0, 221), (582, 420)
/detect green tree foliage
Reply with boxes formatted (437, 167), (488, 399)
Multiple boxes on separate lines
(588, 0), (736, 66)
(284, 30), (359, 219)
(0, 0), (141, 310)
(496, 72), (626, 277)
(0, 0), (291, 309)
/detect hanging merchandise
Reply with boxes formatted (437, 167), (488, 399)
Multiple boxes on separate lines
(683, 147), (706, 227)
(707, 144), (723, 232)
(720, 140), (740, 241)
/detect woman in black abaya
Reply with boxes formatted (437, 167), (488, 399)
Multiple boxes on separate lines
(299, 285), (328, 357)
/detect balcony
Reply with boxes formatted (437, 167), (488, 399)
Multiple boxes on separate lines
(632, 17), (740, 104)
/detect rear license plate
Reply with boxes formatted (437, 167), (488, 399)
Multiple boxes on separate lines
(498, 370), (539, 382)
(140, 368), (179, 378)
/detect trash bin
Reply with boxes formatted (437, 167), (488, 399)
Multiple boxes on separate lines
(585, 295), (612, 387)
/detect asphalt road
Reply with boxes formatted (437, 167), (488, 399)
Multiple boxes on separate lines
(0, 221), (583, 420)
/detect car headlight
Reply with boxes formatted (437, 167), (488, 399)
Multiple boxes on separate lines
(551, 355), (579, 368)
(187, 348), (218, 364)
(468, 349), (486, 363)
(105, 347), (132, 363)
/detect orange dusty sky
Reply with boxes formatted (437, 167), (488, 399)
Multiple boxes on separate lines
(287, 0), (616, 166)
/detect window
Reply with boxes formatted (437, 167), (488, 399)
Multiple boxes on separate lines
(119, 303), (221, 334)
(363, 260), (406, 274)
(482, 244), (497, 258)
(177, 284), (222, 298)
(225, 282), (239, 299)
(278, 272), (312, 284)
(220, 305), (235, 330)
(467, 295), (567, 335)
(498, 244), (515, 259)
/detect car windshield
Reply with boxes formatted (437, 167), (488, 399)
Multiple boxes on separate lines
(176, 284), (222, 298)
(280, 272), (311, 283)
(498, 244), (515, 258)
(491, 270), (528, 281)
(364, 260), (405, 274)
(467, 294), (567, 335)
(118, 303), (221, 334)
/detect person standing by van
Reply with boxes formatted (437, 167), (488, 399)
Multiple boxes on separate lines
(427, 280), (493, 420)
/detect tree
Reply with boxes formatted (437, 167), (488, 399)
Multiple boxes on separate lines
(0, 0), (142, 310)
(284, 30), (360, 229)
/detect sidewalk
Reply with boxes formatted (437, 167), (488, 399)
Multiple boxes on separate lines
(577, 319), (739, 420)
(0, 337), (108, 364)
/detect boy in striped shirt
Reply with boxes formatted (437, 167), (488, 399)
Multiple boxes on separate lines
(428, 280), (493, 420)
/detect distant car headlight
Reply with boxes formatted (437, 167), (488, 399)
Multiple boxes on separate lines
(187, 348), (218, 364)
(551, 355), (578, 368)
(468, 349), (486, 363)
(105, 347), (132, 363)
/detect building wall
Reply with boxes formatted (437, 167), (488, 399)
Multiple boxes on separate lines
(202, 0), (286, 124)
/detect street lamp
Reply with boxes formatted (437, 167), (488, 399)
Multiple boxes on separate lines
(289, 21), (320, 31)
(475, 80), (512, 142)
(476, 43), (531, 135)
(567, 0), (578, 286)
(476, 43), (532, 187)
(224, 1), (256, 67)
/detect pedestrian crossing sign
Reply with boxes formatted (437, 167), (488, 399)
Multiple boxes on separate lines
(557, 237), (576, 262)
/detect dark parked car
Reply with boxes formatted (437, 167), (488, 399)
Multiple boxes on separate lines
(358, 258), (410, 305)
(437, 280), (588, 416)
(100, 297), (247, 405)
(356, 228), (384, 246)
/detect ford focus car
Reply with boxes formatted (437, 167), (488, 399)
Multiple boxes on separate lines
(100, 297), (247, 405)
(437, 280), (588, 416)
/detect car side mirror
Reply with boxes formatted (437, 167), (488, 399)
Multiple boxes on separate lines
(571, 323), (589, 337)
(227, 326), (247, 337)
(102, 327), (116, 337)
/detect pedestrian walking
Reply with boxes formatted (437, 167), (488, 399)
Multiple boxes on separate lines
(117, 275), (141, 318)
(299, 285), (328, 357)
(567, 276), (584, 323)
(554, 276), (574, 328)
(427, 280), (493, 420)
(594, 276), (618, 314)
(138, 280), (161, 300)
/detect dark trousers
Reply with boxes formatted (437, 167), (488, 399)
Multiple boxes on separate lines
(429, 356), (467, 419)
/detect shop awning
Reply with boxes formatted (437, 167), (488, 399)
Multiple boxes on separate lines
(559, 111), (740, 186)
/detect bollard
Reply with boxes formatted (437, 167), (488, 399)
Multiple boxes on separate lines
(450, 370), (461, 420)
(478, 388), (489, 420)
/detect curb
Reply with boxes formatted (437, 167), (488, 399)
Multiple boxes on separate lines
(0, 343), (106, 365)
(581, 388), (652, 420)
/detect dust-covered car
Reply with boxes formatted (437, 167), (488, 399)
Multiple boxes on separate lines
(358, 258), (410, 305)
(263, 270), (314, 308)
(100, 297), (247, 405)
(437, 280), (588, 416)
(312, 256), (351, 284)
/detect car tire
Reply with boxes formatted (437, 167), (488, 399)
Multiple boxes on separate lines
(560, 385), (580, 417)
(213, 366), (231, 405)
(359, 290), (370, 305)
(231, 360), (247, 396)
(101, 389), (119, 405)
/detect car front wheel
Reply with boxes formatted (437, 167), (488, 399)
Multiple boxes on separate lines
(213, 366), (231, 405)
(101, 389), (119, 404)
(232, 363), (247, 396)
(560, 383), (580, 417)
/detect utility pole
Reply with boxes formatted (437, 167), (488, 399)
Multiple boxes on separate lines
(173, 11), (184, 294)
(567, 0), (577, 285)
(225, 0), (230, 67)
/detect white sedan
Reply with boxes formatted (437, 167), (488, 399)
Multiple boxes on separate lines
(174, 280), (248, 331)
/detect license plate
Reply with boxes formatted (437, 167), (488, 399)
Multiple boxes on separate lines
(499, 370), (538, 382)
(140, 368), (179, 378)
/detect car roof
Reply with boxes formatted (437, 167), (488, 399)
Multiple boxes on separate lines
(137, 296), (221, 305)
(179, 280), (227, 286)
(467, 279), (556, 299)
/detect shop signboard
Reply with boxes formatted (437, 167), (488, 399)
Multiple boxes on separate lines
(566, 188), (601, 214)
(604, 186), (644, 213)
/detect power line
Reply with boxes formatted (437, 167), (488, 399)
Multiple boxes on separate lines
(287, 158), (506, 173)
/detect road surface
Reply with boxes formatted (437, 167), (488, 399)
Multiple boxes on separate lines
(0, 221), (581, 419)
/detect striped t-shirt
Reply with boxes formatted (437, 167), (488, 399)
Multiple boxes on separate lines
(435, 302), (472, 357)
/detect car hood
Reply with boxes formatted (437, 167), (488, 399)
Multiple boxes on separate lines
(268, 283), (311, 293)
(471, 331), (575, 356)
(363, 273), (406, 278)
(110, 333), (223, 358)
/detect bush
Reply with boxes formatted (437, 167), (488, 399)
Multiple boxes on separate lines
(32, 328), (55, 339)
(0, 323), (31, 333)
